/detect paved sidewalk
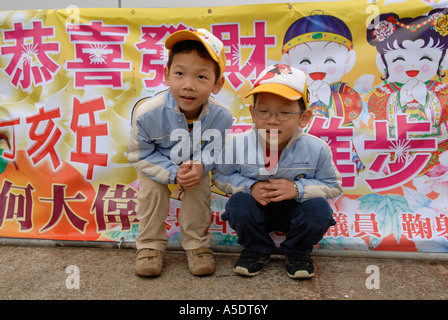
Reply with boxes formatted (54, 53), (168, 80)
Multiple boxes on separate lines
(1, 244), (448, 301)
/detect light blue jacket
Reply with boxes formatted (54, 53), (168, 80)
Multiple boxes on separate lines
(212, 128), (343, 202)
(128, 90), (233, 184)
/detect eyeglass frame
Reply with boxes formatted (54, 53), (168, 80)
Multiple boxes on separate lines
(253, 107), (305, 121)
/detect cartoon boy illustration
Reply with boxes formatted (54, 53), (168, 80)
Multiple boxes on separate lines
(366, 8), (448, 173)
(281, 11), (362, 127)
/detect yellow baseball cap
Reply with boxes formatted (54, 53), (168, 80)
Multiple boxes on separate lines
(245, 63), (308, 108)
(165, 28), (226, 77)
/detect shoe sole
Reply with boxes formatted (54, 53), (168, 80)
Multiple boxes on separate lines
(234, 266), (260, 276)
(135, 269), (162, 277)
(287, 270), (314, 279)
(233, 258), (270, 276)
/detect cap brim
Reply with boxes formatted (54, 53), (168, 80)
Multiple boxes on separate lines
(165, 30), (222, 73)
(165, 30), (202, 50)
(244, 83), (303, 101)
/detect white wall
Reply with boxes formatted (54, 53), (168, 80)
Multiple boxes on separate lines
(0, 0), (338, 10)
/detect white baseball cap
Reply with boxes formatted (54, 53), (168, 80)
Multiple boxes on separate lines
(165, 28), (226, 77)
(245, 63), (308, 107)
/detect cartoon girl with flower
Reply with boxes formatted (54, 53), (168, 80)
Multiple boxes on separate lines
(367, 8), (448, 139)
(367, 8), (448, 174)
(281, 12), (362, 127)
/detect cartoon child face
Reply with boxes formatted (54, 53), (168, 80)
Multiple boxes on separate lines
(285, 41), (356, 85)
(382, 39), (444, 83)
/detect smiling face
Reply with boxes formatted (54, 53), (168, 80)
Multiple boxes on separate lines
(285, 41), (355, 84)
(383, 39), (444, 83)
(250, 92), (312, 150)
(164, 50), (224, 119)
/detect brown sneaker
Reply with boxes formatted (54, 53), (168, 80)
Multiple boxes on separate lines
(186, 248), (215, 276)
(135, 249), (163, 277)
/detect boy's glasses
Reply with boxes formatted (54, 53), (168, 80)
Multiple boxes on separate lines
(254, 108), (304, 121)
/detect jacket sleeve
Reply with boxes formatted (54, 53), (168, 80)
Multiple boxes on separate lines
(295, 143), (343, 202)
(128, 117), (179, 184)
(212, 165), (258, 195)
(211, 136), (258, 195)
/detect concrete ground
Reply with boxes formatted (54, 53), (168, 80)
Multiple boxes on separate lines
(1, 243), (448, 302)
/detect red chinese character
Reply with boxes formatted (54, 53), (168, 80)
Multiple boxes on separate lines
(136, 24), (189, 88)
(92, 184), (138, 232)
(66, 21), (131, 88)
(212, 22), (276, 90)
(353, 213), (381, 238)
(1, 21), (60, 89)
(307, 116), (356, 188)
(208, 211), (230, 235)
(0, 118), (21, 160)
(364, 115), (437, 191)
(401, 213), (433, 240)
(435, 214), (448, 239)
(26, 107), (62, 170)
(70, 96), (109, 180)
(165, 206), (180, 231)
(0, 180), (34, 231)
(39, 184), (87, 233)
(326, 212), (350, 238)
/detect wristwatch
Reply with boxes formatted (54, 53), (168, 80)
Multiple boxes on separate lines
(292, 182), (299, 198)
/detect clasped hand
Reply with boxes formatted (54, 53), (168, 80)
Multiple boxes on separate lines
(250, 179), (298, 206)
(176, 160), (204, 190)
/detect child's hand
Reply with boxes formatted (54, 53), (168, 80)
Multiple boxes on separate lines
(176, 161), (204, 190)
(308, 79), (331, 105)
(401, 78), (427, 106)
(262, 179), (298, 202)
(250, 182), (272, 206)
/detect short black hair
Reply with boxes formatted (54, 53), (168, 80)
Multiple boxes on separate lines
(167, 40), (220, 82)
(253, 94), (306, 112)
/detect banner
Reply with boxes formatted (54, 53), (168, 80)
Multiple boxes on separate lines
(1, 0), (448, 253)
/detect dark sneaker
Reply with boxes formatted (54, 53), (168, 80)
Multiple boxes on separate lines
(234, 250), (270, 276)
(285, 253), (315, 279)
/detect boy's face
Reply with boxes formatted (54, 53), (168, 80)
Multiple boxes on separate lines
(250, 92), (312, 150)
(164, 50), (224, 120)
(287, 41), (353, 85)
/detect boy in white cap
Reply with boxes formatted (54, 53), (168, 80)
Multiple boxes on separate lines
(213, 64), (343, 278)
(128, 28), (232, 277)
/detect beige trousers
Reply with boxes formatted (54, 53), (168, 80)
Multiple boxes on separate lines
(135, 171), (212, 251)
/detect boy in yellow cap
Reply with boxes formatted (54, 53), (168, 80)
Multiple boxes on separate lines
(128, 28), (232, 277)
(213, 64), (343, 278)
